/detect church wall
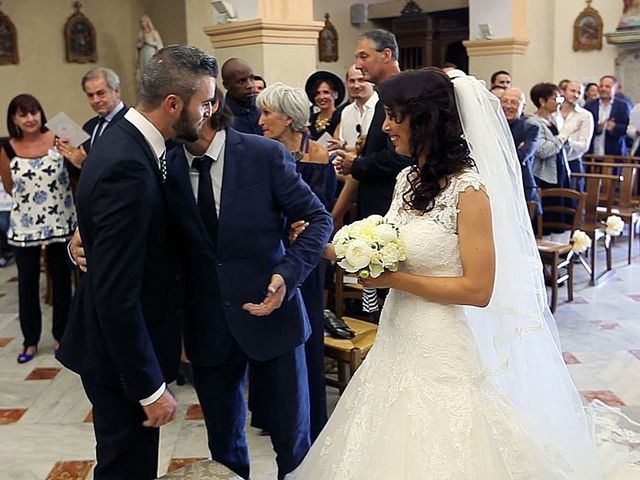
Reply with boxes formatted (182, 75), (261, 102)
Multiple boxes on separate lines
(0, 0), (143, 137)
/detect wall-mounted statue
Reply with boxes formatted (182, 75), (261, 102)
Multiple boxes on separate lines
(136, 14), (163, 84)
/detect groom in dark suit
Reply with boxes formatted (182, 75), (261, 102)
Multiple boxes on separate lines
(57, 46), (218, 480)
(165, 98), (333, 480)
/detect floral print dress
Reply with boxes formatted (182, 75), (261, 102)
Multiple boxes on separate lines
(5, 143), (76, 247)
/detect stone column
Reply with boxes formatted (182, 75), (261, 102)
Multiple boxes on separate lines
(463, 0), (530, 86)
(204, 0), (323, 87)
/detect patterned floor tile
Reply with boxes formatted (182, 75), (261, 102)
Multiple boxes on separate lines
(628, 294), (640, 302)
(562, 352), (581, 364)
(84, 409), (93, 423)
(0, 408), (27, 424)
(167, 457), (208, 473)
(26, 367), (61, 380)
(630, 350), (640, 361)
(45, 460), (94, 480)
(185, 404), (204, 420)
(0, 336), (14, 347)
(581, 390), (626, 406)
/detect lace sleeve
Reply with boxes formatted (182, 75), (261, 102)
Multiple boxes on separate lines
(432, 169), (485, 233)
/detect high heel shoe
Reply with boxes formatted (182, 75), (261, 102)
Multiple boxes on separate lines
(17, 346), (37, 364)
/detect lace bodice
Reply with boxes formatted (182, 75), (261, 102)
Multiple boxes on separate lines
(385, 166), (484, 277)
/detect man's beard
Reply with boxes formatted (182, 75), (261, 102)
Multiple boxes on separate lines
(174, 107), (201, 143)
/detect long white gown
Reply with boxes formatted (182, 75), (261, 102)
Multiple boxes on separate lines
(289, 168), (578, 479)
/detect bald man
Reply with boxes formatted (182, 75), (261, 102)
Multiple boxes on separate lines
(221, 58), (262, 135)
(501, 87), (542, 216)
(558, 80), (594, 192)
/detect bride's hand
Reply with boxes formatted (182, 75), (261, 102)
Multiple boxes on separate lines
(359, 271), (394, 289)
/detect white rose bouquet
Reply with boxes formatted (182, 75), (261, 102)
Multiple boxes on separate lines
(570, 229), (592, 254)
(332, 215), (406, 278)
(604, 215), (624, 237)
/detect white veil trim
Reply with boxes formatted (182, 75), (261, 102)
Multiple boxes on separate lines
(447, 69), (601, 479)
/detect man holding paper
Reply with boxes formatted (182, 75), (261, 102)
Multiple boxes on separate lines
(56, 67), (127, 169)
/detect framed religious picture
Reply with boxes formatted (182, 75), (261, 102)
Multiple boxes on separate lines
(573, 1), (603, 51)
(0, 5), (18, 65)
(319, 13), (338, 62)
(65, 1), (97, 63)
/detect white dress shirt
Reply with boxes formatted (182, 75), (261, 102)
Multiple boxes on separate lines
(123, 107), (167, 406)
(183, 128), (226, 216)
(593, 100), (613, 155)
(338, 92), (378, 148)
(556, 105), (594, 161)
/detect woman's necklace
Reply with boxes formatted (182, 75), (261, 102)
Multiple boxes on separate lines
(290, 133), (310, 162)
(314, 114), (331, 133)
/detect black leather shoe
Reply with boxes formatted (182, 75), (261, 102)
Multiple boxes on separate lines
(324, 310), (356, 339)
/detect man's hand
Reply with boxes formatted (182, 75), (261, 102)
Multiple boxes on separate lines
(333, 150), (356, 175)
(55, 138), (87, 168)
(70, 228), (87, 272)
(142, 389), (177, 428)
(605, 118), (617, 131)
(325, 137), (345, 152)
(289, 220), (308, 243)
(242, 274), (287, 316)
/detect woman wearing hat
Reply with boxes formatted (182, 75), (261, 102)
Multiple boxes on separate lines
(305, 70), (346, 140)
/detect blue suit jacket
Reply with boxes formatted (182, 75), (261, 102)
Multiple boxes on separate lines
(165, 128), (333, 365)
(508, 116), (542, 214)
(584, 99), (630, 156)
(58, 118), (184, 402)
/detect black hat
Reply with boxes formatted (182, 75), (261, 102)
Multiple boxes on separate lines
(305, 70), (346, 107)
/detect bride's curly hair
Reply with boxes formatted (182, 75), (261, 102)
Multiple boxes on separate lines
(377, 67), (474, 213)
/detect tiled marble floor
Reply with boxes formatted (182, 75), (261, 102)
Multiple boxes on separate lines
(0, 237), (639, 479)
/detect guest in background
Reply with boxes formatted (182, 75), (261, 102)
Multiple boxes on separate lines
(0, 94), (76, 363)
(583, 82), (599, 103)
(305, 70), (345, 140)
(254, 75), (266, 93)
(490, 70), (511, 89)
(501, 87), (542, 216)
(558, 80), (594, 192)
(529, 82), (573, 191)
(0, 181), (13, 267)
(221, 58), (262, 135)
(334, 29), (412, 220)
(490, 85), (506, 99)
(257, 82), (336, 440)
(585, 75), (631, 156)
(56, 67), (127, 171)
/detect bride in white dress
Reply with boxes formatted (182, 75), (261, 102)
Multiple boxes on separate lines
(288, 68), (622, 479)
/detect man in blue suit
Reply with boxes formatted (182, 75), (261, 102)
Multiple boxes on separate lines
(584, 75), (631, 156)
(165, 95), (333, 479)
(58, 46), (218, 480)
(501, 87), (542, 215)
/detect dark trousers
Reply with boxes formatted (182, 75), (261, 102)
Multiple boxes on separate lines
(193, 341), (311, 480)
(82, 377), (159, 480)
(14, 243), (71, 346)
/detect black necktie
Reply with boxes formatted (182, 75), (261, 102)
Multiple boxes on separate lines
(91, 116), (106, 147)
(192, 155), (218, 243)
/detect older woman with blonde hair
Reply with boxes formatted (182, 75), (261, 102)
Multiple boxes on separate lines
(257, 82), (336, 440)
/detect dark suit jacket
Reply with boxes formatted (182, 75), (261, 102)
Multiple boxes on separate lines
(351, 98), (413, 219)
(68, 105), (129, 181)
(225, 95), (263, 136)
(165, 128), (333, 366)
(58, 118), (184, 402)
(508, 116), (542, 213)
(584, 98), (630, 156)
